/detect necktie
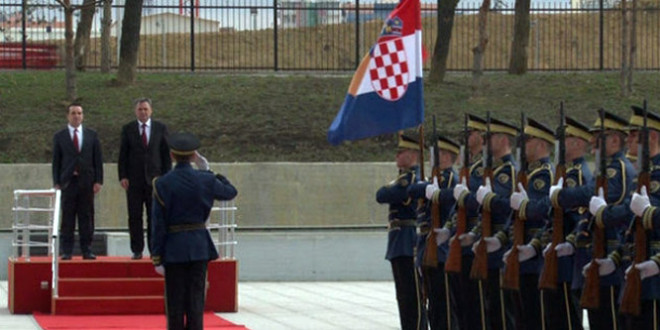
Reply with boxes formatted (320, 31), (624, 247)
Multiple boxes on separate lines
(73, 128), (80, 152)
(141, 124), (148, 147)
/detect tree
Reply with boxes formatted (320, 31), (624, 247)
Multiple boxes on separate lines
(507, 0), (531, 74)
(116, 0), (144, 85)
(54, 0), (103, 101)
(620, 0), (637, 96)
(427, 0), (460, 83)
(472, 0), (492, 94)
(73, 0), (96, 71)
(100, 0), (112, 73)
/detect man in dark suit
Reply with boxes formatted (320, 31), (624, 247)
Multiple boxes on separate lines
(52, 103), (104, 260)
(118, 98), (171, 260)
(151, 132), (237, 330)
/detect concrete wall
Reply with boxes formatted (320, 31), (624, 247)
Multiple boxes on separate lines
(0, 162), (401, 229)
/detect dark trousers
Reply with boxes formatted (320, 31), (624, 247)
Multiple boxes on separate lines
(448, 254), (482, 330)
(423, 263), (455, 330)
(60, 176), (94, 255)
(542, 283), (583, 330)
(391, 256), (426, 330)
(507, 274), (541, 330)
(127, 184), (152, 254)
(586, 285), (620, 330)
(481, 268), (512, 330)
(624, 299), (659, 330)
(164, 261), (208, 330)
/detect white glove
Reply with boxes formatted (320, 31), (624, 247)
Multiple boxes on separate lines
(484, 236), (502, 252)
(426, 177), (440, 200)
(194, 151), (210, 170)
(630, 260), (660, 280)
(517, 244), (537, 262)
(476, 177), (492, 205)
(434, 228), (450, 246)
(582, 258), (616, 277)
(549, 177), (563, 199)
(555, 242), (575, 257)
(459, 232), (476, 247)
(502, 248), (513, 264)
(155, 265), (165, 276)
(630, 186), (651, 218)
(589, 187), (607, 216)
(510, 183), (528, 211)
(453, 177), (468, 201)
(543, 243), (553, 257)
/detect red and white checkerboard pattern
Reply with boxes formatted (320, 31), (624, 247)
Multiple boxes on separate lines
(368, 38), (409, 101)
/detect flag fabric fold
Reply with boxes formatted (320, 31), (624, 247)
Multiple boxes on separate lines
(327, 0), (424, 145)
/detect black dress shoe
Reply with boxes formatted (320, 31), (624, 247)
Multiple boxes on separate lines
(131, 253), (142, 260)
(61, 254), (72, 260)
(82, 252), (96, 260)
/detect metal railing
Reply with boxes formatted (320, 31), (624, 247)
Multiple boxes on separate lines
(2, 0), (659, 71)
(12, 189), (61, 297)
(208, 200), (238, 259)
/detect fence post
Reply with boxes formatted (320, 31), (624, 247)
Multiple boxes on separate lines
(21, 0), (27, 70)
(599, 0), (604, 70)
(355, 0), (360, 68)
(190, 0), (196, 72)
(274, 0), (279, 71)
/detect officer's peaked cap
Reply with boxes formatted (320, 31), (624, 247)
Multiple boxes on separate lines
(169, 132), (200, 156)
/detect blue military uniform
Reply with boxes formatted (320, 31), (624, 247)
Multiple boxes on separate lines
(556, 111), (635, 330)
(408, 135), (460, 330)
(468, 117), (518, 330)
(151, 132), (238, 330)
(446, 114), (486, 330)
(376, 134), (425, 330)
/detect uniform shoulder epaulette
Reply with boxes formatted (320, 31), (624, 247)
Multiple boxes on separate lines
(528, 162), (552, 178)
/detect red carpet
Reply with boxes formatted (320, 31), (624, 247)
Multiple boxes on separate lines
(33, 312), (249, 329)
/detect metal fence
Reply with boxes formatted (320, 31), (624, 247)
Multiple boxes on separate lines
(1, 0), (659, 71)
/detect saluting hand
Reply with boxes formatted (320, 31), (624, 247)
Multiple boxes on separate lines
(194, 151), (210, 171)
(588, 187), (607, 216)
(630, 186), (651, 218)
(476, 177), (492, 205)
(425, 177), (440, 200)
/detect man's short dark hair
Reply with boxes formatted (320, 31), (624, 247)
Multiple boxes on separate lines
(67, 102), (83, 113)
(133, 97), (152, 107)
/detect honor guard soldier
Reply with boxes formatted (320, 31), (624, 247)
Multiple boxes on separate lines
(448, 114), (486, 330)
(506, 118), (555, 329)
(458, 117), (518, 330)
(151, 132), (238, 330)
(551, 111), (635, 329)
(629, 106), (660, 329)
(547, 116), (594, 330)
(376, 134), (426, 330)
(413, 135), (460, 330)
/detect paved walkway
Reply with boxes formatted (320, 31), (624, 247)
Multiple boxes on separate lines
(0, 281), (591, 329)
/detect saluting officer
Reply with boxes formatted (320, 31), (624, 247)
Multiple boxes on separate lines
(376, 134), (426, 330)
(506, 118), (555, 329)
(458, 117), (518, 330)
(547, 116), (594, 330)
(551, 111), (636, 329)
(447, 114), (486, 330)
(629, 107), (660, 329)
(413, 135), (460, 330)
(151, 132), (238, 330)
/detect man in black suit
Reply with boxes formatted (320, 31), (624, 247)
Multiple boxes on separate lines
(118, 98), (171, 260)
(52, 103), (104, 260)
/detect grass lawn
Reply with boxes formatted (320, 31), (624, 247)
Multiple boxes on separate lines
(0, 70), (658, 163)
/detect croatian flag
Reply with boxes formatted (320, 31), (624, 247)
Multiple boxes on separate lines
(327, 0), (424, 145)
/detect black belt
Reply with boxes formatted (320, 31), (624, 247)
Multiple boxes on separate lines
(167, 223), (207, 233)
(388, 219), (416, 231)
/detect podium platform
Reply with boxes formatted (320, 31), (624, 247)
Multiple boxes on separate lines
(7, 256), (238, 315)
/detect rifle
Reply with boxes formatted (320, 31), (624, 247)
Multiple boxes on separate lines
(446, 114), (470, 273)
(539, 102), (567, 290)
(620, 100), (650, 316)
(580, 108), (609, 309)
(423, 116), (441, 268)
(502, 112), (528, 290)
(470, 111), (493, 281)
